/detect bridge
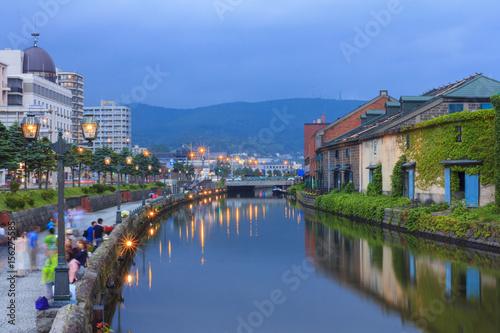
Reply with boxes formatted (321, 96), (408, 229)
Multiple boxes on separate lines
(225, 179), (294, 194)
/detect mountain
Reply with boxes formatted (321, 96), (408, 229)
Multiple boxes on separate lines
(130, 98), (367, 154)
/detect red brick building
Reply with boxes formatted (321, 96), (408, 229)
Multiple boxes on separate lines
(304, 114), (328, 178)
(305, 91), (396, 188)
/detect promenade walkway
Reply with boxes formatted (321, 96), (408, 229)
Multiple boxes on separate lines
(0, 200), (143, 333)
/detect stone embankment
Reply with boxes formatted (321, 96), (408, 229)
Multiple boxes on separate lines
(38, 188), (226, 333)
(0, 188), (170, 233)
(295, 191), (500, 252)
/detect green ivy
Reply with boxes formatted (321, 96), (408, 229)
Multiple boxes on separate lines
(390, 155), (407, 197)
(492, 94), (500, 206)
(366, 164), (382, 196)
(398, 109), (495, 191)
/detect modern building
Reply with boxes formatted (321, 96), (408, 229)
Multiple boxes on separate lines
(57, 70), (84, 142)
(0, 62), (8, 106)
(0, 41), (73, 143)
(83, 101), (132, 152)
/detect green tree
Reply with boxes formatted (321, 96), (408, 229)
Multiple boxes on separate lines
(173, 161), (184, 172)
(492, 94), (500, 206)
(64, 145), (79, 187)
(0, 122), (17, 173)
(273, 169), (282, 177)
(267, 170), (273, 177)
(150, 154), (162, 181)
(38, 136), (57, 189)
(92, 146), (115, 184)
(76, 147), (93, 187)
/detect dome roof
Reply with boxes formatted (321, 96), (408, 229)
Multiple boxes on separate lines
(23, 46), (56, 82)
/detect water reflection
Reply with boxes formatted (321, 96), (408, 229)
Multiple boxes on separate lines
(306, 212), (500, 333)
(110, 191), (500, 333)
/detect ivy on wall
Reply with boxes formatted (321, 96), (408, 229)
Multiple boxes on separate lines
(390, 155), (407, 197)
(492, 95), (500, 206)
(397, 109), (494, 191)
(366, 164), (382, 196)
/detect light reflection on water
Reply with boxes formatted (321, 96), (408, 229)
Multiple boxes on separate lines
(110, 192), (499, 333)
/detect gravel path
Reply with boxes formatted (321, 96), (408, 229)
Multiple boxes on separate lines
(0, 201), (143, 333)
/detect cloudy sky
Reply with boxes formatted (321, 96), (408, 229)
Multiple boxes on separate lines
(1, 0), (498, 108)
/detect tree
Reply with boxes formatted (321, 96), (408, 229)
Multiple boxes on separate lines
(267, 170), (273, 177)
(150, 154), (162, 181)
(492, 94), (500, 206)
(64, 146), (79, 187)
(92, 146), (115, 184)
(38, 136), (57, 189)
(118, 147), (134, 183)
(76, 147), (93, 187)
(0, 121), (17, 173)
(273, 169), (282, 177)
(173, 161), (184, 172)
(253, 168), (261, 176)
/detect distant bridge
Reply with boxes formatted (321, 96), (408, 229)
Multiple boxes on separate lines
(226, 179), (294, 192)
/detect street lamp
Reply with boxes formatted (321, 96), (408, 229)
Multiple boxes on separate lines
(135, 165), (146, 206)
(105, 155), (132, 224)
(160, 167), (167, 197)
(21, 113), (98, 307)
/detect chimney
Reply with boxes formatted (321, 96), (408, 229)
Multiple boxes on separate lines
(380, 90), (388, 96)
(360, 113), (367, 124)
(321, 114), (325, 123)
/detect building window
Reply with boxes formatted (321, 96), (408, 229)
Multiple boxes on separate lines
(406, 135), (410, 149)
(481, 103), (493, 109)
(346, 148), (350, 157)
(373, 140), (377, 155)
(456, 126), (462, 142)
(448, 104), (464, 114)
(335, 150), (339, 158)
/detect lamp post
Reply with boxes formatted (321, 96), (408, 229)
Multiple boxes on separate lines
(105, 155), (132, 224)
(22, 114), (98, 307)
(160, 167), (167, 197)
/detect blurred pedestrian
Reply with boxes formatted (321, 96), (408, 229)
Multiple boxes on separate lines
(41, 253), (57, 300)
(44, 228), (57, 257)
(85, 221), (96, 246)
(15, 231), (29, 277)
(46, 218), (54, 230)
(93, 218), (104, 248)
(27, 226), (39, 272)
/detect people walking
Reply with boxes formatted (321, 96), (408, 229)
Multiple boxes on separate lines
(15, 231), (29, 277)
(85, 221), (96, 246)
(27, 226), (39, 272)
(44, 228), (57, 256)
(93, 218), (104, 248)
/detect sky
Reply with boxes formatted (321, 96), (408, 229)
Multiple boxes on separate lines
(0, 0), (499, 109)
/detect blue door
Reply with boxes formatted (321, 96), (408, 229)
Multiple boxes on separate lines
(408, 169), (415, 200)
(444, 168), (451, 203)
(465, 173), (479, 207)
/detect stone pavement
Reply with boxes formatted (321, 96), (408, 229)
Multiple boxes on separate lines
(0, 200), (143, 333)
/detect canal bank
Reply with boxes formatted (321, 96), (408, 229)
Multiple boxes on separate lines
(37, 188), (226, 333)
(295, 191), (500, 252)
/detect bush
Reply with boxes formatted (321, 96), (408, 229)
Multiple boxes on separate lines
(154, 181), (164, 187)
(89, 184), (108, 193)
(22, 193), (35, 206)
(4, 193), (25, 209)
(41, 189), (56, 200)
(288, 182), (305, 195)
(129, 184), (139, 190)
(9, 181), (21, 193)
(342, 182), (355, 194)
(106, 185), (116, 192)
(81, 187), (89, 194)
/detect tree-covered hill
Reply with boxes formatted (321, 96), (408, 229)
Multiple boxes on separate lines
(130, 98), (366, 154)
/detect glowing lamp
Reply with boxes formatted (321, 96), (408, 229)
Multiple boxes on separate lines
(21, 114), (41, 141)
(81, 115), (99, 141)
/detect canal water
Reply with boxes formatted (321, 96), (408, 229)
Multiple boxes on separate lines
(110, 191), (500, 333)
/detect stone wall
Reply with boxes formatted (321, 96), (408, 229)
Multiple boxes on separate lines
(39, 189), (226, 333)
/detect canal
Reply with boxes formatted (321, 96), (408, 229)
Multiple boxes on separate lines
(110, 191), (500, 333)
